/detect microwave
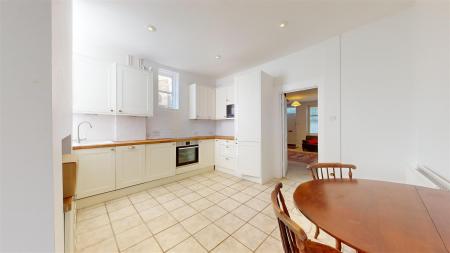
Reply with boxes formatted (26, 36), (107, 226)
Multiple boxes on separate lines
(226, 104), (235, 118)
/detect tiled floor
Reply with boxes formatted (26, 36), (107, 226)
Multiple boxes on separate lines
(75, 166), (350, 253)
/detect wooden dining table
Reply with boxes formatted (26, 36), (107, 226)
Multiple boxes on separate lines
(293, 179), (450, 253)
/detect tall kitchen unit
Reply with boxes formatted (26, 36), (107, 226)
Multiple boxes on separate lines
(235, 70), (276, 183)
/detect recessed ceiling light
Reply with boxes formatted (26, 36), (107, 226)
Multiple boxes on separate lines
(147, 25), (156, 32)
(215, 55), (221, 60)
(279, 22), (287, 28)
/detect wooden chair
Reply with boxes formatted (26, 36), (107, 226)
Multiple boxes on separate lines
(307, 163), (357, 251)
(271, 183), (340, 253)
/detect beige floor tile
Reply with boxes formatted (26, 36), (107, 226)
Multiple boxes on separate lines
(231, 205), (258, 221)
(245, 198), (269, 212)
(255, 236), (284, 253)
(162, 198), (185, 211)
(178, 178), (197, 187)
(190, 198), (214, 211)
(211, 237), (251, 253)
(180, 213), (211, 234)
(194, 224), (229, 251)
(200, 180), (215, 187)
(250, 184), (270, 192)
(214, 213), (245, 234)
(255, 191), (272, 202)
(111, 214), (143, 235)
(187, 183), (205, 191)
(205, 192), (228, 204)
(220, 179), (236, 186)
(139, 205), (167, 222)
(109, 206), (137, 222)
(179, 192), (202, 203)
(146, 213), (178, 234)
(167, 237), (207, 253)
(229, 183), (248, 191)
(128, 191), (151, 205)
(154, 224), (190, 251)
(261, 205), (276, 219)
(208, 183), (227, 191)
(169, 204), (198, 222)
(242, 187), (261, 197)
(122, 237), (162, 253)
(106, 197), (132, 213)
(217, 198), (241, 212)
(232, 223), (268, 251)
(115, 224), (151, 251)
(155, 192), (177, 204)
(196, 187), (215, 197)
(270, 228), (281, 241)
(248, 213), (277, 234)
(230, 192), (252, 203)
(172, 187), (193, 197)
(165, 182), (185, 192)
(77, 204), (107, 222)
(76, 225), (114, 250)
(76, 237), (118, 253)
(76, 214), (110, 235)
(201, 205), (228, 221)
(148, 186), (170, 197)
(134, 198), (160, 213)
(220, 187), (239, 197)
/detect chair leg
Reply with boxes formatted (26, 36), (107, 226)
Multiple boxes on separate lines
(335, 239), (342, 251)
(314, 225), (320, 239)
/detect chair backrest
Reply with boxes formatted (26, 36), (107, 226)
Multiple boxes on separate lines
(308, 163), (356, 180)
(271, 183), (340, 253)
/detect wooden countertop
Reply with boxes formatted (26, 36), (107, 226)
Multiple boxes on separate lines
(72, 135), (235, 150)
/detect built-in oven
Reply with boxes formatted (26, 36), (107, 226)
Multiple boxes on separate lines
(226, 104), (235, 119)
(176, 141), (199, 167)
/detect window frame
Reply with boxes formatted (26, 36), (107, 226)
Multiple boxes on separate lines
(308, 105), (318, 135)
(158, 68), (179, 110)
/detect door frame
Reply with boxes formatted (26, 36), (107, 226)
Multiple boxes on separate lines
(280, 86), (319, 178)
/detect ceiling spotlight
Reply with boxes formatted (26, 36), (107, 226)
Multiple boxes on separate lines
(291, 101), (301, 107)
(147, 25), (156, 32)
(279, 22), (287, 28)
(215, 55), (222, 60)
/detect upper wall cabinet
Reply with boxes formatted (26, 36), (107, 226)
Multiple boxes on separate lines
(215, 85), (235, 120)
(73, 54), (153, 117)
(189, 83), (215, 120)
(113, 63), (153, 117)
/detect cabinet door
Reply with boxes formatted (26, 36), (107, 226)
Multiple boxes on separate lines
(237, 141), (261, 178)
(76, 148), (116, 198)
(199, 140), (215, 167)
(226, 85), (235, 105)
(206, 86), (216, 120)
(215, 87), (227, 120)
(73, 54), (115, 114)
(236, 71), (261, 141)
(145, 143), (176, 181)
(197, 85), (208, 119)
(115, 145), (145, 189)
(116, 64), (153, 116)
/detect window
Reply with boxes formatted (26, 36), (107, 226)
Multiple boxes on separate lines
(286, 107), (296, 114)
(158, 69), (179, 109)
(309, 106), (318, 134)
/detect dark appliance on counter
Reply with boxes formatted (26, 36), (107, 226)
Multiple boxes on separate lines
(176, 141), (199, 167)
(226, 104), (235, 119)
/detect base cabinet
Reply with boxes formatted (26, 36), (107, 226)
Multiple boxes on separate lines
(237, 141), (261, 178)
(75, 148), (116, 199)
(145, 143), (176, 181)
(115, 145), (145, 189)
(199, 140), (215, 167)
(215, 139), (236, 172)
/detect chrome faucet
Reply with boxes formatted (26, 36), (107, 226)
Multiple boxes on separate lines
(77, 121), (93, 143)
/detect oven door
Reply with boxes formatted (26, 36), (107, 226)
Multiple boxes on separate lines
(176, 145), (199, 167)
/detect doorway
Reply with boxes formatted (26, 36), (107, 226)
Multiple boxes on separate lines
(283, 88), (318, 178)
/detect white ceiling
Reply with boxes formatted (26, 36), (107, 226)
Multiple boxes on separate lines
(74, 0), (414, 78)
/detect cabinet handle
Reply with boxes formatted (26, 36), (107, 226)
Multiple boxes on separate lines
(110, 109), (114, 112)
(110, 148), (115, 151)
(119, 109), (123, 113)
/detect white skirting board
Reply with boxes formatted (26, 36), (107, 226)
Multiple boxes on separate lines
(406, 166), (450, 190)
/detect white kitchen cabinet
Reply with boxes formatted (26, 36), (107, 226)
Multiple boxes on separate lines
(73, 54), (115, 114)
(115, 145), (145, 189)
(225, 85), (235, 105)
(113, 64), (153, 117)
(199, 140), (215, 168)
(215, 85), (235, 120)
(235, 70), (275, 183)
(190, 83), (215, 120)
(215, 139), (236, 173)
(73, 54), (153, 117)
(145, 143), (176, 181)
(75, 147), (116, 198)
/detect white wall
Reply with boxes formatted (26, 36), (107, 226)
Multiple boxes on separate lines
(217, 3), (450, 183)
(0, 0), (56, 251)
